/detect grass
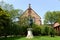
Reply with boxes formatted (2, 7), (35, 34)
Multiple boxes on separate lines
(0, 36), (60, 40)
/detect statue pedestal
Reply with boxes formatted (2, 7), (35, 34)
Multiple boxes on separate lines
(26, 28), (33, 38)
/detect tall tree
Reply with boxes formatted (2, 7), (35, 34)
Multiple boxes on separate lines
(9, 9), (23, 21)
(0, 1), (23, 21)
(0, 1), (14, 11)
(44, 11), (60, 25)
(0, 8), (11, 37)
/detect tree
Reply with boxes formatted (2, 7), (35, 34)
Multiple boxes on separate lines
(9, 9), (23, 21)
(0, 8), (11, 37)
(0, 1), (13, 11)
(44, 11), (60, 25)
(19, 17), (29, 27)
(0, 1), (23, 21)
(0, 1), (23, 37)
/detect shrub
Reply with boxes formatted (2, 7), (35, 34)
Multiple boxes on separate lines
(50, 27), (55, 37)
(32, 24), (41, 36)
(41, 25), (49, 35)
(19, 26), (28, 36)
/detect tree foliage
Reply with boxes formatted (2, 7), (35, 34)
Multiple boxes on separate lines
(0, 1), (23, 37)
(0, 8), (11, 37)
(44, 11), (60, 25)
(0, 1), (23, 21)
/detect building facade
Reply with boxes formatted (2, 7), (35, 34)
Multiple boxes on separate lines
(20, 4), (41, 25)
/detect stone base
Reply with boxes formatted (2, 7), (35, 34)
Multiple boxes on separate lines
(26, 28), (33, 38)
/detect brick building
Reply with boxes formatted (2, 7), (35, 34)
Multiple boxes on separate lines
(20, 4), (41, 25)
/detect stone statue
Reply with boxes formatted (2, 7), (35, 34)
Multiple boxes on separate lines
(28, 17), (33, 28)
(26, 16), (33, 38)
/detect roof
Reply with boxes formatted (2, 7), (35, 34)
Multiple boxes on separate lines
(20, 4), (41, 19)
(53, 22), (60, 27)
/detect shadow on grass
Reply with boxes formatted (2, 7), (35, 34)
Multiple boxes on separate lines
(0, 36), (23, 40)
(0, 36), (60, 40)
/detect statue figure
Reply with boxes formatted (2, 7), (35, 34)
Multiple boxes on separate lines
(28, 16), (33, 28)
(26, 16), (33, 38)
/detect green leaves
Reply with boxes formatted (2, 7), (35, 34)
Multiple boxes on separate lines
(44, 11), (60, 24)
(0, 1), (23, 21)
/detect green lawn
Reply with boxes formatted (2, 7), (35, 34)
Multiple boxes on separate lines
(0, 36), (60, 40)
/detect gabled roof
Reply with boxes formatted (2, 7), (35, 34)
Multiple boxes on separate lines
(20, 4), (41, 19)
(53, 22), (60, 27)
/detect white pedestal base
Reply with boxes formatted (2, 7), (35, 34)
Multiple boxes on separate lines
(26, 28), (33, 38)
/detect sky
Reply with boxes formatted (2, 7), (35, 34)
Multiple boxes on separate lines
(0, 0), (60, 23)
